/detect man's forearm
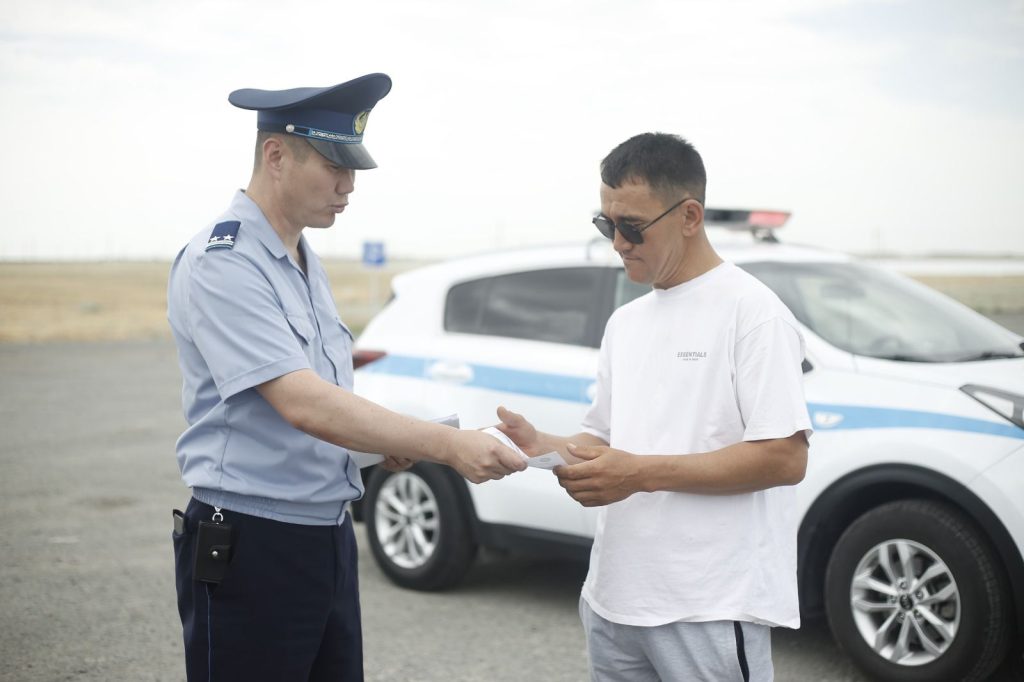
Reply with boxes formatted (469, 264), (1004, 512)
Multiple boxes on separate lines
(637, 432), (808, 495)
(258, 369), (455, 464)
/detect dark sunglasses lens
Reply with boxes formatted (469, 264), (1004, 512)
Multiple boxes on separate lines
(593, 216), (615, 240)
(592, 216), (645, 244)
(618, 224), (643, 244)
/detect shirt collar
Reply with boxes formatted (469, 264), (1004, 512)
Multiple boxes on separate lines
(652, 261), (732, 299)
(229, 190), (289, 260)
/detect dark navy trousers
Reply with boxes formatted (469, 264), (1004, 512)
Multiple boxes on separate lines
(173, 498), (362, 681)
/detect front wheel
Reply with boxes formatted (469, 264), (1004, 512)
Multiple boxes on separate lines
(363, 463), (478, 591)
(825, 499), (1011, 682)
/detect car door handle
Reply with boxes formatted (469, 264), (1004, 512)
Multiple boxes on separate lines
(426, 360), (474, 384)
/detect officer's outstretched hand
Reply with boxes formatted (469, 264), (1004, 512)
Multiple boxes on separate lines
(554, 443), (643, 507)
(444, 429), (527, 483)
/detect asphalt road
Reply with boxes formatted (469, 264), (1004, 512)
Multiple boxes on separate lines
(1, 317), (1022, 681)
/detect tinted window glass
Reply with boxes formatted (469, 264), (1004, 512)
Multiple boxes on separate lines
(614, 273), (650, 309)
(742, 261), (1023, 362)
(445, 268), (606, 347)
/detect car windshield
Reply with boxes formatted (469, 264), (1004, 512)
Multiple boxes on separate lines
(739, 261), (1024, 362)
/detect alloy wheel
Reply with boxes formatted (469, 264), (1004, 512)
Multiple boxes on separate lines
(849, 538), (960, 666)
(373, 471), (440, 570)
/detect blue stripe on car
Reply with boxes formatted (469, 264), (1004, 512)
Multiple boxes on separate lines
(359, 354), (592, 402)
(359, 354), (1024, 440)
(807, 404), (1023, 439)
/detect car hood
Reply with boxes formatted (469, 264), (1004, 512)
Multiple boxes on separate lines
(855, 356), (1024, 395)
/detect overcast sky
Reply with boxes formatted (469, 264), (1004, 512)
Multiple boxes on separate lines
(1, 0), (1022, 261)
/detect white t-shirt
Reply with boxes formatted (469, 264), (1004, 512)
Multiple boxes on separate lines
(580, 261), (812, 628)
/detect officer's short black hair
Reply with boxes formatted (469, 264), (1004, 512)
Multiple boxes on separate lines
(600, 133), (707, 204)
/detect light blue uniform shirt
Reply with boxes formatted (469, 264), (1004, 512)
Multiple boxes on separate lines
(167, 190), (361, 525)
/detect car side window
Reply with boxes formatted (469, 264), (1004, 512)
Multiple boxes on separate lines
(445, 268), (607, 347)
(740, 260), (1021, 361)
(614, 272), (650, 309)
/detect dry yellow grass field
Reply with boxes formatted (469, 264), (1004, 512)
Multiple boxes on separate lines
(913, 275), (1024, 316)
(0, 260), (420, 343)
(1, 261), (1022, 344)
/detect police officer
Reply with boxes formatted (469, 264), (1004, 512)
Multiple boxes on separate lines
(167, 73), (525, 681)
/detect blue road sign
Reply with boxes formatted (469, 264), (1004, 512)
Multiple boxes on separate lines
(362, 241), (386, 268)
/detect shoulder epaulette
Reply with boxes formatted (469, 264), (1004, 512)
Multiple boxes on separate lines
(206, 221), (241, 251)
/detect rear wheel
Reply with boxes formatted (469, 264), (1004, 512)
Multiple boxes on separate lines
(363, 463), (477, 591)
(825, 499), (1010, 681)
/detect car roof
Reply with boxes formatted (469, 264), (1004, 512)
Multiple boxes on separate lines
(390, 228), (852, 293)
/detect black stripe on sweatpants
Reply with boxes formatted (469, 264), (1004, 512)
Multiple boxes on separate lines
(733, 621), (750, 682)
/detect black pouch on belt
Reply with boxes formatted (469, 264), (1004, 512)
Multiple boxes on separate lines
(194, 520), (233, 584)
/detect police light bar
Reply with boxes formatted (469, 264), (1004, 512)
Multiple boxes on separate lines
(704, 209), (791, 230)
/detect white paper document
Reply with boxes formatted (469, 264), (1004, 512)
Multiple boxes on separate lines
(522, 451), (569, 470)
(350, 413), (460, 468)
(480, 427), (568, 469)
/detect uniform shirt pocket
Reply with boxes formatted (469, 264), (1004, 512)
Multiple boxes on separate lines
(325, 315), (355, 389)
(337, 316), (354, 343)
(286, 312), (316, 346)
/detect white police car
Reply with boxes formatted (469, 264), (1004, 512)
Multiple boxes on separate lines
(352, 213), (1024, 682)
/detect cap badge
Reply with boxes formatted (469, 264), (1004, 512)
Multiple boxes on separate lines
(353, 110), (370, 135)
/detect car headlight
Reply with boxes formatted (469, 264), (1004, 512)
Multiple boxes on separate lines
(961, 384), (1024, 430)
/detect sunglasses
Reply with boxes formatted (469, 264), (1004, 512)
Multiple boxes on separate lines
(592, 197), (692, 245)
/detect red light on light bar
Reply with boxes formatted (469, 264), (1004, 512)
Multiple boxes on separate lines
(747, 211), (790, 228)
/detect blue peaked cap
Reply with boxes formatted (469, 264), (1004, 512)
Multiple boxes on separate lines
(229, 73), (392, 170)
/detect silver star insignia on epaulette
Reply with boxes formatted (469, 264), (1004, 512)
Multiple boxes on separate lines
(206, 234), (236, 250)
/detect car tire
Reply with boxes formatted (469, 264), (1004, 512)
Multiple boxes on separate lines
(363, 463), (478, 591)
(824, 499), (1010, 682)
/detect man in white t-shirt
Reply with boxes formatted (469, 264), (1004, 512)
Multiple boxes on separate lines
(497, 133), (811, 682)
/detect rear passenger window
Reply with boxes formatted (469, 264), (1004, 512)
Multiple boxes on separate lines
(614, 272), (650, 310)
(445, 268), (605, 347)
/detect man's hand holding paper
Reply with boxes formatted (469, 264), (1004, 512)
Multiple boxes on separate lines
(479, 427), (569, 470)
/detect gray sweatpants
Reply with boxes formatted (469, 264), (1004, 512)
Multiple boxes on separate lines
(580, 598), (773, 682)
